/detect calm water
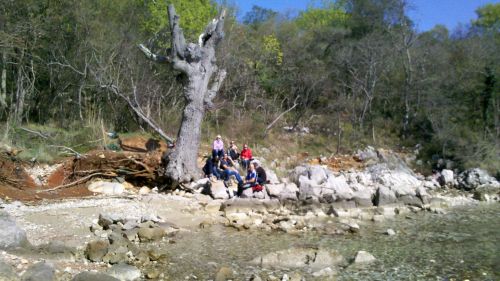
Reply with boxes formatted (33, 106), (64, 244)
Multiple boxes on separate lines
(158, 203), (500, 280)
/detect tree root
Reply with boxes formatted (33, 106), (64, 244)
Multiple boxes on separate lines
(37, 172), (117, 193)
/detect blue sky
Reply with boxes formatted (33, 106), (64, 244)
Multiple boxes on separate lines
(231, 0), (500, 31)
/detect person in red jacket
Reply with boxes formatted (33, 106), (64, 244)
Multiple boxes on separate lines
(240, 144), (253, 170)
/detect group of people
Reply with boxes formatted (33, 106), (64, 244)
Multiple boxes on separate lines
(203, 135), (267, 197)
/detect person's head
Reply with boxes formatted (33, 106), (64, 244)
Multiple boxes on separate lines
(243, 144), (248, 149)
(230, 140), (235, 146)
(223, 152), (228, 159)
(216, 135), (221, 140)
(213, 156), (219, 163)
(252, 161), (259, 168)
(248, 163), (255, 171)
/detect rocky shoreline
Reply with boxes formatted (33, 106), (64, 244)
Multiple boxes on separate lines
(0, 147), (499, 280)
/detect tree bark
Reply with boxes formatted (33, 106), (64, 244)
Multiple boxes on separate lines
(140, 5), (226, 186)
(0, 52), (7, 110)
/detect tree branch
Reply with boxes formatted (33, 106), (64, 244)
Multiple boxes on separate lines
(102, 83), (175, 144)
(138, 44), (170, 63)
(264, 96), (300, 135)
(204, 69), (226, 108)
(168, 4), (187, 60)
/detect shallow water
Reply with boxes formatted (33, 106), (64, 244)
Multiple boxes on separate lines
(160, 203), (500, 280)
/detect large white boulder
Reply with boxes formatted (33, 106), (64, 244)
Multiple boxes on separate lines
(439, 169), (454, 187)
(323, 175), (353, 200)
(88, 181), (125, 195)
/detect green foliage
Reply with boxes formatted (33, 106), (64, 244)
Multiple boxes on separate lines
(296, 5), (348, 30)
(262, 35), (283, 66)
(473, 3), (500, 30)
(140, 0), (217, 41)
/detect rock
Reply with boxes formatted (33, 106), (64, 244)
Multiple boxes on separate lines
(254, 190), (267, 199)
(85, 240), (109, 262)
(141, 214), (162, 223)
(423, 179), (440, 190)
(356, 146), (378, 162)
(268, 183), (299, 201)
(353, 189), (374, 207)
(102, 251), (128, 265)
(137, 227), (164, 242)
(39, 240), (76, 260)
(385, 229), (396, 236)
(374, 186), (397, 206)
(144, 269), (160, 279)
(251, 248), (344, 270)
(121, 220), (138, 231)
(214, 266), (233, 281)
(289, 165), (308, 184)
(288, 273), (304, 281)
(324, 175), (353, 200)
(341, 220), (360, 233)
(138, 186), (151, 195)
(211, 181), (229, 199)
(123, 229), (138, 242)
(415, 186), (430, 204)
(457, 168), (500, 191)
(266, 183), (285, 198)
(298, 176), (322, 200)
(88, 181), (125, 195)
(221, 198), (280, 214)
(439, 169), (454, 187)
(188, 178), (211, 191)
(399, 195), (423, 207)
(106, 264), (141, 281)
(21, 261), (55, 281)
(369, 165), (419, 197)
(266, 169), (280, 184)
(353, 250), (376, 264)
(147, 248), (167, 262)
(312, 267), (336, 277)
(0, 210), (29, 249)
(240, 188), (254, 198)
(205, 201), (222, 214)
(309, 165), (328, 184)
(0, 259), (19, 281)
(98, 213), (124, 229)
(248, 274), (263, 281)
(72, 272), (120, 281)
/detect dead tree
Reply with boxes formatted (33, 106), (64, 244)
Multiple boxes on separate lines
(139, 5), (226, 185)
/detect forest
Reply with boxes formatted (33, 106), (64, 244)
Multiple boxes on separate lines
(0, 0), (499, 176)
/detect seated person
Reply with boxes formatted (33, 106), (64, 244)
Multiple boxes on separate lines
(212, 135), (224, 159)
(240, 144), (253, 170)
(239, 163), (257, 196)
(202, 156), (221, 180)
(228, 141), (239, 160)
(253, 161), (267, 185)
(219, 153), (243, 187)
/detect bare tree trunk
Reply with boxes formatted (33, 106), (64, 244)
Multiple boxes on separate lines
(165, 77), (205, 182)
(0, 52), (7, 110)
(139, 5), (226, 185)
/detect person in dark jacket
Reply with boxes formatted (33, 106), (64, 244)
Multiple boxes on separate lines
(253, 161), (267, 185)
(202, 156), (221, 180)
(220, 153), (243, 187)
(228, 140), (239, 161)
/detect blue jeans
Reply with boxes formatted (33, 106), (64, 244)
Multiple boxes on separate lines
(212, 149), (224, 159)
(223, 169), (243, 184)
(212, 166), (222, 179)
(241, 159), (251, 170)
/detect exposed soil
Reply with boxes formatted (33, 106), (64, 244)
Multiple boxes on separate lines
(0, 136), (168, 202)
(309, 154), (365, 172)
